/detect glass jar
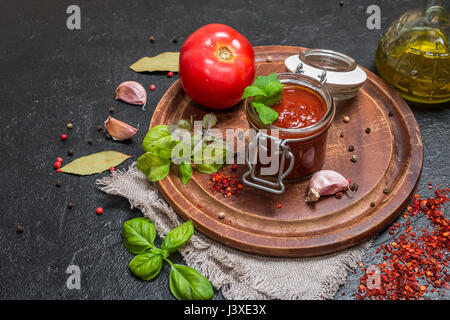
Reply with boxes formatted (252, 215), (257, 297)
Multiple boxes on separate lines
(243, 72), (335, 194)
(376, 0), (450, 104)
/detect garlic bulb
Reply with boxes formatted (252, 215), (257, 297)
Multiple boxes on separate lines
(306, 170), (349, 203)
(115, 81), (147, 106)
(104, 116), (138, 141)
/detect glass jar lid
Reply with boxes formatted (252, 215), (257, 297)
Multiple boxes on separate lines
(285, 49), (367, 100)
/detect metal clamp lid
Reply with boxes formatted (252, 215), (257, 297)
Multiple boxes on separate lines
(242, 131), (294, 195)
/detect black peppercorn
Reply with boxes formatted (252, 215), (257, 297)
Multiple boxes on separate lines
(105, 133), (111, 140)
(68, 201), (74, 209)
(55, 180), (61, 187)
(87, 138), (93, 144)
(172, 39), (178, 44)
(340, 132), (344, 138)
(383, 187), (390, 194)
(97, 125), (103, 132)
(16, 225), (24, 233)
(351, 155), (357, 162)
(370, 202), (376, 207)
(67, 149), (74, 156)
(109, 107), (115, 113)
(149, 36), (155, 42)
(348, 145), (355, 152)
(365, 127), (371, 134)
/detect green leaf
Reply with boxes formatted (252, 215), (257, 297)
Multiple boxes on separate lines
(129, 253), (163, 281)
(60, 151), (130, 175)
(178, 162), (193, 185)
(169, 264), (213, 300)
(142, 125), (171, 153)
(242, 85), (266, 99)
(202, 113), (217, 130)
(252, 101), (279, 125)
(161, 220), (194, 253)
(137, 152), (171, 182)
(122, 218), (156, 254)
(130, 52), (180, 72)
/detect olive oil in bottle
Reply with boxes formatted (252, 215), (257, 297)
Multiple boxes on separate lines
(376, 1), (449, 104)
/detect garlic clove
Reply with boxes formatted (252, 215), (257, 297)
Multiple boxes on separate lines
(306, 170), (349, 203)
(104, 116), (138, 141)
(115, 81), (147, 106)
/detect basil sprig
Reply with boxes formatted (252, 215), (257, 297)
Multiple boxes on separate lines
(242, 73), (283, 125)
(122, 218), (213, 300)
(137, 113), (228, 185)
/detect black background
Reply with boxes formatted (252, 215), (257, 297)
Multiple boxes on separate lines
(0, 0), (448, 300)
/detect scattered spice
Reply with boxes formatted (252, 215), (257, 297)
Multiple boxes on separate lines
(67, 201), (74, 209)
(56, 168), (62, 173)
(87, 138), (93, 145)
(149, 36), (155, 43)
(389, 111), (394, 117)
(351, 155), (357, 162)
(172, 39), (178, 44)
(56, 157), (63, 163)
(109, 166), (115, 172)
(97, 125), (103, 132)
(383, 187), (390, 194)
(276, 203), (283, 209)
(218, 212), (225, 219)
(66, 123), (73, 130)
(365, 127), (371, 134)
(335, 191), (344, 199)
(55, 180), (61, 187)
(60, 134), (67, 141)
(266, 56), (273, 63)
(210, 166), (243, 198)
(357, 186), (450, 300)
(67, 149), (74, 156)
(340, 132), (344, 138)
(54, 162), (62, 169)
(105, 133), (112, 140)
(168, 71), (174, 78)
(109, 106), (115, 113)
(96, 207), (103, 215)
(343, 116), (350, 123)
(339, 0), (344, 6)
(370, 202), (376, 207)
(149, 84), (156, 91)
(16, 225), (24, 233)
(348, 145), (354, 152)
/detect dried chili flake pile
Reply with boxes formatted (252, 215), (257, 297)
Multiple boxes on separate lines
(210, 165), (243, 198)
(357, 186), (449, 300)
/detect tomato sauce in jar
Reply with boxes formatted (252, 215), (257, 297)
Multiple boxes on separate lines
(246, 73), (335, 182)
(272, 85), (327, 130)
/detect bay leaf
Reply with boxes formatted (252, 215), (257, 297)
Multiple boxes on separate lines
(130, 52), (180, 72)
(61, 151), (131, 175)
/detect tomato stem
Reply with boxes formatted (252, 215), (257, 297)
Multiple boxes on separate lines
(217, 47), (233, 61)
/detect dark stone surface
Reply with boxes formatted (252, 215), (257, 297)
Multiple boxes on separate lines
(0, 0), (448, 300)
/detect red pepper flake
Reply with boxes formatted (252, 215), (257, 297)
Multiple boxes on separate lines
(197, 203), (202, 208)
(60, 134), (68, 141)
(356, 186), (450, 300)
(209, 166), (243, 198)
(149, 84), (156, 91)
(276, 203), (282, 209)
(167, 71), (174, 78)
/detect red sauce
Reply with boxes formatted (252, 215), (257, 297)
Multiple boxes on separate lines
(272, 85), (326, 129)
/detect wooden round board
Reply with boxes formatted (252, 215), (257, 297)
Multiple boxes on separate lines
(150, 46), (423, 257)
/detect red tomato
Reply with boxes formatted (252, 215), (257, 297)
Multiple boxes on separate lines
(179, 24), (255, 109)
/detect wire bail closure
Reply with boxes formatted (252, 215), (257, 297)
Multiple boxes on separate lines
(242, 131), (295, 194)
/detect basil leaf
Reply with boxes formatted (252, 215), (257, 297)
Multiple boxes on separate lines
(242, 85), (266, 99)
(202, 113), (217, 130)
(252, 101), (279, 125)
(122, 217), (156, 254)
(129, 253), (163, 281)
(161, 220), (194, 253)
(148, 135), (180, 159)
(178, 162), (193, 185)
(169, 264), (213, 300)
(150, 248), (169, 258)
(253, 74), (283, 106)
(137, 152), (171, 182)
(142, 125), (171, 153)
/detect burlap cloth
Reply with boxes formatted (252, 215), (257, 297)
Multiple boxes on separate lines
(97, 163), (372, 300)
